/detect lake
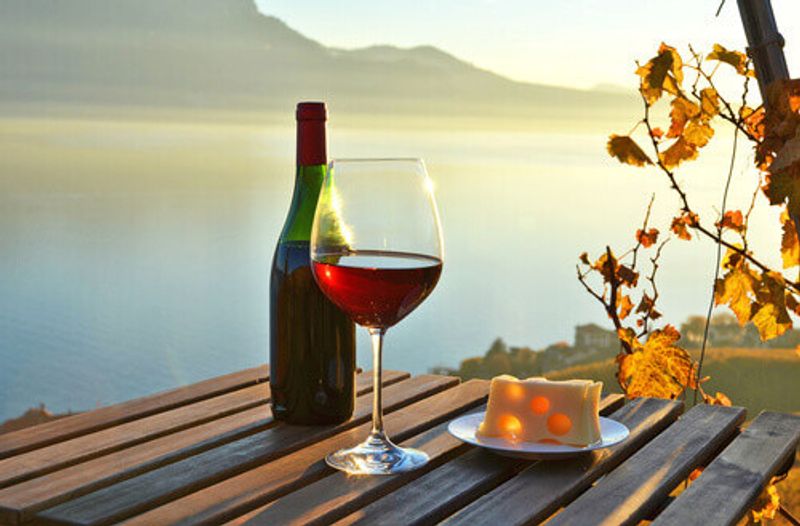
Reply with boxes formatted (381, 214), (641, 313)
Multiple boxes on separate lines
(0, 111), (780, 420)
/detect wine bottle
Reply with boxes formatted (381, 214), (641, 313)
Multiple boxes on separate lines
(269, 102), (356, 425)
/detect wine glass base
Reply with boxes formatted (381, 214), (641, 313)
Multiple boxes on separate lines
(325, 433), (429, 475)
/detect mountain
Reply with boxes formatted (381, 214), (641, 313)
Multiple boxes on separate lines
(0, 0), (636, 119)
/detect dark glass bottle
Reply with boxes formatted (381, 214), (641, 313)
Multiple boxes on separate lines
(269, 102), (356, 425)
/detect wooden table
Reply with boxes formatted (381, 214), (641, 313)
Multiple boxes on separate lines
(0, 368), (798, 525)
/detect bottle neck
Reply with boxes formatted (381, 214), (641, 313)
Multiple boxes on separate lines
(297, 119), (326, 166)
(279, 163), (326, 243)
(280, 114), (327, 243)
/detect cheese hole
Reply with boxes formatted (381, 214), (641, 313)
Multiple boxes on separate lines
(505, 383), (525, 402)
(530, 396), (550, 414)
(498, 414), (522, 437)
(547, 413), (572, 436)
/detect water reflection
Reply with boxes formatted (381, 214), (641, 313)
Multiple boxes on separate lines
(0, 115), (774, 419)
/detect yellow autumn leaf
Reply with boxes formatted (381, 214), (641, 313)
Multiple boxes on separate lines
(751, 272), (792, 341)
(707, 43), (750, 76)
(716, 210), (745, 233)
(740, 105), (766, 140)
(660, 137), (698, 168)
(683, 120), (714, 148)
(607, 135), (653, 167)
(751, 302), (791, 341)
(617, 295), (634, 320)
(763, 165), (800, 234)
(635, 227), (659, 248)
(670, 211), (699, 240)
(617, 264), (639, 287)
(616, 325), (694, 399)
(700, 87), (720, 120)
(617, 327), (643, 353)
(704, 391), (732, 406)
(751, 482), (781, 523)
(714, 257), (757, 325)
(786, 293), (800, 317)
(636, 43), (683, 104)
(769, 124), (800, 173)
(667, 96), (700, 138)
(591, 251), (616, 283)
(781, 209), (799, 268)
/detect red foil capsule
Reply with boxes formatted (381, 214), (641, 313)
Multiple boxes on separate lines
(296, 102), (327, 166)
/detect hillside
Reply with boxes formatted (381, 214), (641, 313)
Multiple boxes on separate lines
(0, 404), (70, 434)
(547, 349), (800, 520)
(546, 348), (800, 416)
(0, 0), (636, 120)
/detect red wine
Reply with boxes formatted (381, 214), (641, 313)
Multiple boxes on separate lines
(269, 103), (356, 425)
(312, 250), (443, 329)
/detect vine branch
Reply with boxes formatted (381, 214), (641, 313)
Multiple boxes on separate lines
(640, 91), (800, 295)
(639, 238), (669, 336)
(694, 114), (739, 405)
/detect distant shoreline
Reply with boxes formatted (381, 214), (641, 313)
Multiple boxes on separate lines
(0, 404), (74, 435)
(0, 100), (634, 134)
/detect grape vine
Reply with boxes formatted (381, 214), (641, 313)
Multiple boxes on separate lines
(580, 42), (800, 522)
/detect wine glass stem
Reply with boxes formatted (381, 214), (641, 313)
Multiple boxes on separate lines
(368, 327), (386, 438)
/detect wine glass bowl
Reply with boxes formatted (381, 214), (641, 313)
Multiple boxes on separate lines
(311, 158), (444, 475)
(312, 250), (442, 329)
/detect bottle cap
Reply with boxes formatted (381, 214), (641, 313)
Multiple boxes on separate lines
(296, 102), (327, 165)
(296, 102), (327, 121)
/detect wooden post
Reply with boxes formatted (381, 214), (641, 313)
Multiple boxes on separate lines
(736, 0), (790, 100)
(736, 0), (800, 253)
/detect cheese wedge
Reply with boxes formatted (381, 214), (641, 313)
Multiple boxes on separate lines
(476, 375), (603, 446)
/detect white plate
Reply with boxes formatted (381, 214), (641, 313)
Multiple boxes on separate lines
(447, 411), (630, 459)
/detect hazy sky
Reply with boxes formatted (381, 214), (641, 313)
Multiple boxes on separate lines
(257, 0), (800, 90)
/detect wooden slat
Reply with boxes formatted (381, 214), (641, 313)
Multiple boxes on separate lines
(35, 374), (457, 526)
(599, 393), (625, 413)
(334, 448), (520, 526)
(0, 383), (271, 489)
(355, 370), (409, 394)
(0, 370), (408, 526)
(325, 396), (645, 526)
(652, 411), (800, 526)
(442, 397), (683, 526)
(547, 404), (746, 526)
(0, 406), (272, 526)
(230, 419), (473, 526)
(0, 369), (404, 491)
(122, 380), (490, 526)
(232, 394), (627, 526)
(0, 365), (269, 460)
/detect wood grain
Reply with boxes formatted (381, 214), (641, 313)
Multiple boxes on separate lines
(547, 404), (746, 526)
(233, 419), (475, 526)
(596, 393), (625, 414)
(231, 394), (627, 526)
(35, 374), (457, 526)
(333, 448), (520, 526)
(0, 366), (269, 460)
(0, 406), (273, 526)
(651, 411), (800, 526)
(0, 371), (408, 526)
(122, 380), (489, 526)
(441, 397), (683, 526)
(0, 383), (271, 489)
(6, 365), (792, 526)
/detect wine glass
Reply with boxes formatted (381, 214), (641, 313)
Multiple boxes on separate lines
(310, 158), (444, 475)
